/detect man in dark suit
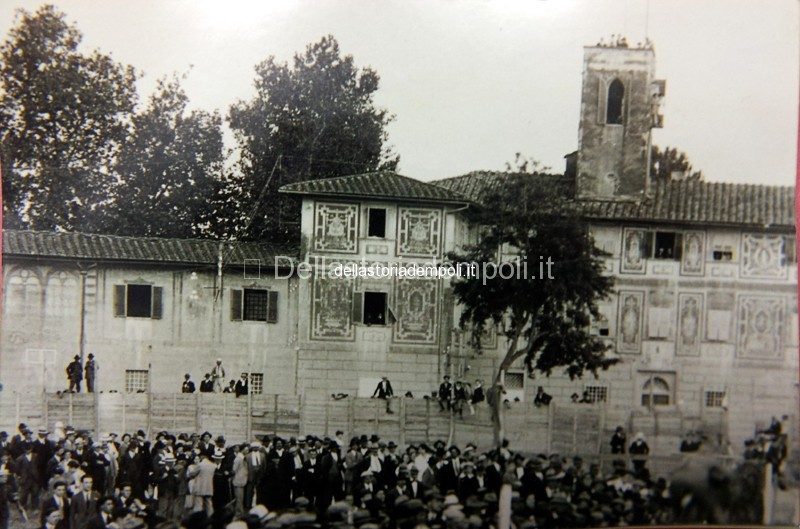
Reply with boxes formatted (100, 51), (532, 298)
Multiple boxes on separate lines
(181, 374), (195, 393)
(40, 480), (69, 529)
(69, 475), (97, 529)
(13, 444), (39, 511)
(438, 375), (453, 411)
(66, 356), (82, 393)
(199, 374), (214, 393)
(372, 377), (394, 414)
(234, 374), (249, 398)
(471, 380), (485, 404)
(32, 428), (53, 491)
(406, 467), (428, 499)
(86, 496), (114, 529)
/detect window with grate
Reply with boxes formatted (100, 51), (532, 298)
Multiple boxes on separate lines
(125, 369), (149, 393)
(705, 391), (726, 408)
(584, 386), (608, 403)
(504, 371), (524, 390)
(243, 289), (269, 321)
(641, 376), (671, 407)
(250, 373), (264, 395)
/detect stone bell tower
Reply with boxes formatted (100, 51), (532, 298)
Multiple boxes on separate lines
(576, 41), (665, 199)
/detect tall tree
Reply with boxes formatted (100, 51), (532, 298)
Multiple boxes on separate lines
(447, 173), (616, 445)
(223, 35), (398, 242)
(650, 145), (703, 183)
(0, 5), (137, 231)
(109, 75), (224, 238)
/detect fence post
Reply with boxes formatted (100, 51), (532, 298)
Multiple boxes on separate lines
(348, 398), (355, 438)
(324, 397), (330, 436)
(68, 392), (74, 426)
(15, 392), (20, 427)
(122, 392), (127, 435)
(246, 390), (252, 442)
(196, 393), (201, 433)
(399, 398), (406, 448)
(572, 411), (578, 454)
(222, 394), (228, 433)
(94, 389), (100, 436)
(273, 395), (279, 435)
(425, 398), (431, 443)
(43, 390), (48, 431)
(172, 394), (177, 431)
(546, 403), (553, 454)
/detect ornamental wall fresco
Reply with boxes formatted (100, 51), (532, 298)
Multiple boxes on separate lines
(680, 231), (705, 276)
(392, 277), (439, 344)
(314, 203), (359, 253)
(311, 275), (355, 340)
(621, 228), (646, 274)
(741, 234), (785, 279)
(397, 207), (442, 257)
(617, 290), (643, 353)
(676, 292), (703, 356)
(737, 295), (784, 359)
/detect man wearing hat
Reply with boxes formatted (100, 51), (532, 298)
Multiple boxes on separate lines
(66, 356), (83, 393)
(371, 376), (395, 414)
(186, 452), (216, 516)
(211, 359), (225, 393)
(84, 354), (97, 393)
(199, 373), (214, 393)
(629, 432), (650, 474)
(438, 375), (453, 411)
(181, 374), (196, 393)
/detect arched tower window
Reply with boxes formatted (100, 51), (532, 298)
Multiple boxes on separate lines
(606, 78), (625, 124)
(641, 376), (671, 407)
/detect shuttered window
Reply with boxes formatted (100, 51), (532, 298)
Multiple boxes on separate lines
(113, 284), (162, 319)
(230, 288), (278, 323)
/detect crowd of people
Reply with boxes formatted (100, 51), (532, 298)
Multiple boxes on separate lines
(0, 417), (765, 529)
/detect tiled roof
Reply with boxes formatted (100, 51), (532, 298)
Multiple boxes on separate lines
(2, 230), (299, 267)
(433, 172), (796, 228)
(279, 171), (471, 205)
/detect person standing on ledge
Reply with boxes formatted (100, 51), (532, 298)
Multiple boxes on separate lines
(211, 359), (226, 393)
(84, 354), (97, 393)
(66, 356), (82, 393)
(235, 374), (249, 398)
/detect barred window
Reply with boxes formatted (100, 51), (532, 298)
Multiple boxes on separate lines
(504, 371), (524, 390)
(250, 373), (264, 395)
(125, 369), (149, 393)
(244, 289), (270, 321)
(705, 391), (726, 408)
(584, 386), (608, 403)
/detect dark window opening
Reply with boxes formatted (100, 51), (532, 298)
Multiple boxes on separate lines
(784, 236), (796, 264)
(713, 249), (733, 261)
(127, 284), (153, 318)
(363, 292), (388, 325)
(652, 232), (682, 260)
(243, 289), (269, 321)
(606, 79), (625, 125)
(368, 208), (387, 238)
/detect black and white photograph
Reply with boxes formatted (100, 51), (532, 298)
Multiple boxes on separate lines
(0, 1), (798, 528)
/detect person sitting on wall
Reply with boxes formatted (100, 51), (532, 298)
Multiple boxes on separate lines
(570, 392), (581, 403)
(181, 374), (195, 394)
(438, 375), (453, 412)
(579, 390), (593, 404)
(533, 386), (552, 407)
(223, 381), (235, 394)
(610, 426), (627, 454)
(372, 376), (394, 414)
(471, 379), (485, 405)
(235, 374), (249, 398)
(199, 374), (214, 393)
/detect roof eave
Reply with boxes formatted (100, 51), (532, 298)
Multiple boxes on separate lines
(278, 189), (473, 207)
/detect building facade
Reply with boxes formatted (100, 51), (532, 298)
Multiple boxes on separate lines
(1, 43), (796, 452)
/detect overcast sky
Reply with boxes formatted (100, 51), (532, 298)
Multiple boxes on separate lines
(2, 0), (798, 185)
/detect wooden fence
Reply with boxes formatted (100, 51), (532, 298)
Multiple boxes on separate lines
(0, 391), (611, 453)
